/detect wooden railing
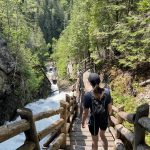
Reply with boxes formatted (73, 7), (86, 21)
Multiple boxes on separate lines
(78, 60), (150, 149)
(79, 58), (150, 150)
(110, 103), (150, 150)
(79, 57), (95, 73)
(0, 94), (77, 150)
(1, 65), (150, 150)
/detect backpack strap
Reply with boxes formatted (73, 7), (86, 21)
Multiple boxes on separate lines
(102, 93), (107, 108)
(91, 91), (106, 114)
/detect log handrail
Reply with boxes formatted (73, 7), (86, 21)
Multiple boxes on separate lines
(0, 94), (77, 150)
(138, 117), (150, 133)
(78, 60), (150, 150)
(110, 103), (150, 150)
(118, 111), (135, 124)
(38, 119), (65, 141)
(34, 107), (64, 121)
(0, 120), (30, 143)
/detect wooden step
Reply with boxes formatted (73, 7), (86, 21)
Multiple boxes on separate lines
(66, 118), (115, 150)
(66, 141), (115, 147)
(71, 123), (111, 132)
(67, 136), (114, 141)
(65, 145), (115, 150)
(67, 132), (113, 137)
(71, 126), (111, 132)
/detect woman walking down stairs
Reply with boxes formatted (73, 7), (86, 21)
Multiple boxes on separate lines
(66, 71), (115, 150)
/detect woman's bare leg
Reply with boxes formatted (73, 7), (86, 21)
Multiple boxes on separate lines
(99, 130), (108, 150)
(91, 135), (98, 150)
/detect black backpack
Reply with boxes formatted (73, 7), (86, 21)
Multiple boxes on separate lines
(91, 93), (106, 116)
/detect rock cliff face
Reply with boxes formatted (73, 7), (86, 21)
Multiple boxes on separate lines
(0, 35), (51, 125)
(0, 35), (16, 125)
(0, 37), (15, 73)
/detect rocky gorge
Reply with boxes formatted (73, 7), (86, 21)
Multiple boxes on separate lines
(0, 35), (51, 125)
(0, 35), (16, 125)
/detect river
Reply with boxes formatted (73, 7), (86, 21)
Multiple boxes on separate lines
(0, 83), (72, 150)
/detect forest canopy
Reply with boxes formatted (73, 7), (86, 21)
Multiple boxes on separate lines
(0, 0), (67, 99)
(0, 0), (149, 83)
(52, 0), (150, 77)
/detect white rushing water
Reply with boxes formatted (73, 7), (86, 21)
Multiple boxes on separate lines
(0, 83), (72, 150)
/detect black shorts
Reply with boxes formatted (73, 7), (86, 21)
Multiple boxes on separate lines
(88, 122), (108, 136)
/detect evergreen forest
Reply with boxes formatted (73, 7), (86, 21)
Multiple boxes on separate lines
(53, 0), (150, 77)
(0, 0), (150, 146)
(0, 0), (150, 136)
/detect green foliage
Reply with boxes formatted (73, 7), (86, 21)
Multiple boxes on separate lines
(0, 0), (69, 99)
(146, 133), (150, 146)
(52, 0), (90, 77)
(52, 0), (150, 77)
(138, 0), (150, 12)
(0, 0), (47, 100)
(38, 0), (64, 46)
(111, 91), (137, 112)
(111, 10), (150, 68)
(112, 89), (150, 146)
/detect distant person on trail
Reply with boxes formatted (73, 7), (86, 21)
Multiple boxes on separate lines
(81, 73), (112, 150)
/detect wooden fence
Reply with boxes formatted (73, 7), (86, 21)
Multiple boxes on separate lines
(109, 103), (150, 150)
(0, 94), (77, 150)
(79, 56), (150, 150)
(79, 57), (95, 73)
(1, 69), (150, 150)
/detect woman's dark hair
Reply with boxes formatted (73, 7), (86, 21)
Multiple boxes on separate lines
(88, 73), (100, 87)
(93, 85), (104, 95)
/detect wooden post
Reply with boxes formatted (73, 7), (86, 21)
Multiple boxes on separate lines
(74, 96), (78, 118)
(60, 100), (69, 148)
(66, 94), (70, 123)
(133, 103), (149, 150)
(116, 105), (124, 138)
(72, 96), (77, 118)
(17, 108), (40, 150)
(117, 106), (124, 124)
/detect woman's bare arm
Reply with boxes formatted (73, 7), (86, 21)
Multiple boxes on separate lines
(108, 103), (112, 115)
(82, 108), (89, 128)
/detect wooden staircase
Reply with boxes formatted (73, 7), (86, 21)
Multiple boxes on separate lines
(0, 68), (150, 150)
(65, 118), (115, 150)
